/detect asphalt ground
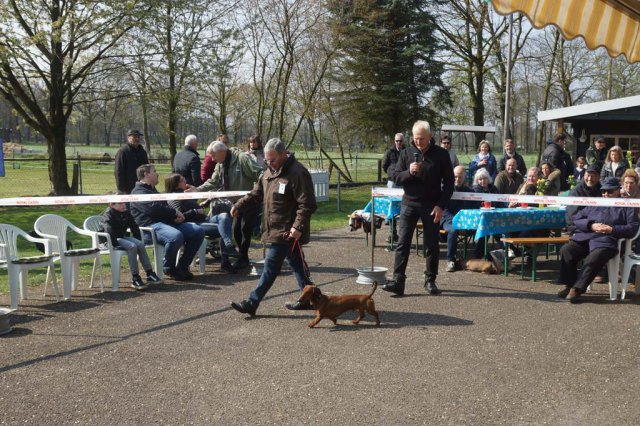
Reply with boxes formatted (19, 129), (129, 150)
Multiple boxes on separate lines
(2, 227), (640, 425)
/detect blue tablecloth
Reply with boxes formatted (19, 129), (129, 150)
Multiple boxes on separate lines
(452, 207), (566, 240)
(362, 196), (402, 219)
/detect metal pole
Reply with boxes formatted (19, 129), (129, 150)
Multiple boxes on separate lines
(503, 14), (513, 140)
(337, 172), (341, 212)
(371, 193), (375, 271)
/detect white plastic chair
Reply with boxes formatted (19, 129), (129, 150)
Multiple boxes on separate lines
(616, 227), (640, 300)
(0, 224), (60, 309)
(606, 227), (640, 300)
(34, 214), (103, 299)
(83, 216), (127, 291)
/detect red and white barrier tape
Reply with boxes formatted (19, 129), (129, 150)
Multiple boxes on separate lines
(371, 186), (640, 208)
(0, 191), (249, 207)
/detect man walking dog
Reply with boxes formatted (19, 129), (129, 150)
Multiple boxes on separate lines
(230, 138), (318, 317)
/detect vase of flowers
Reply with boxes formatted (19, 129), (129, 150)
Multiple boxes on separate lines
(536, 178), (548, 207)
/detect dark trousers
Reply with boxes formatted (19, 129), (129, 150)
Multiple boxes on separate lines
(233, 204), (260, 260)
(558, 240), (618, 291)
(393, 204), (440, 283)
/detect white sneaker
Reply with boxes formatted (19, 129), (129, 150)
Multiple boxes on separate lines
(446, 261), (456, 272)
(508, 248), (516, 259)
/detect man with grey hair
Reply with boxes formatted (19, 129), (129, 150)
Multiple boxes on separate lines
(173, 134), (202, 186)
(383, 133), (405, 188)
(194, 139), (262, 268)
(230, 138), (318, 316)
(382, 120), (454, 296)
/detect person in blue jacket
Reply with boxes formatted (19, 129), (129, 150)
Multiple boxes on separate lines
(557, 177), (640, 303)
(468, 140), (497, 181)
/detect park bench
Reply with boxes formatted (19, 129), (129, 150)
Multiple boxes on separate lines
(501, 236), (569, 282)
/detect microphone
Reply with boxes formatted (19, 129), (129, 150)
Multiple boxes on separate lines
(412, 152), (420, 175)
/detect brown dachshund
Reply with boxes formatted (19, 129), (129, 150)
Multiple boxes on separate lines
(297, 282), (380, 328)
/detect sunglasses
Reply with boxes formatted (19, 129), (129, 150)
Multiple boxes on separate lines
(601, 189), (618, 194)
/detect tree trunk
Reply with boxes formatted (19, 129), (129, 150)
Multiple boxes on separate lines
(48, 124), (72, 195)
(536, 31), (560, 165)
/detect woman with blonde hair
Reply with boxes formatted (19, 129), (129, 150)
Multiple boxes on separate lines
(600, 145), (628, 179)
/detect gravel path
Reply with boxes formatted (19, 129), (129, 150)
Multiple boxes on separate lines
(2, 227), (640, 425)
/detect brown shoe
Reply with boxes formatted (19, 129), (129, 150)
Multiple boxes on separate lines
(568, 288), (583, 304)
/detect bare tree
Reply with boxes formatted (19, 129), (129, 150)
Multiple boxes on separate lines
(0, 0), (141, 194)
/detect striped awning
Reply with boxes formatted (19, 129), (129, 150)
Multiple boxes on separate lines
(489, 0), (640, 63)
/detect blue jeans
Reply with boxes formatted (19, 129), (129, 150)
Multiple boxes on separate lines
(116, 236), (152, 276)
(150, 222), (204, 272)
(248, 242), (312, 307)
(203, 213), (234, 248)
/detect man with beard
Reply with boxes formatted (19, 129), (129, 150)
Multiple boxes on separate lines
(566, 164), (601, 235)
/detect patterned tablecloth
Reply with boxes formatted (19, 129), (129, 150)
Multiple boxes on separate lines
(362, 196), (402, 219)
(452, 207), (567, 240)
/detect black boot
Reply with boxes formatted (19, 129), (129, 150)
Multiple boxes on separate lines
(382, 279), (405, 296)
(424, 279), (441, 295)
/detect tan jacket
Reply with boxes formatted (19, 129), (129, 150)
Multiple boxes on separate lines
(234, 154), (317, 245)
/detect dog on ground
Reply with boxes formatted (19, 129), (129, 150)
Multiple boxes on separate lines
(465, 259), (497, 274)
(297, 282), (380, 328)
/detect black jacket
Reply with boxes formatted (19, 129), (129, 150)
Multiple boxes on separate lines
(382, 146), (404, 176)
(391, 142), (454, 209)
(541, 143), (573, 190)
(442, 184), (476, 224)
(565, 180), (602, 234)
(114, 143), (149, 194)
(101, 207), (142, 246)
(497, 152), (527, 176)
(130, 182), (179, 227)
(172, 145), (202, 186)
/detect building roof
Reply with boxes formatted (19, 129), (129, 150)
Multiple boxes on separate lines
(440, 125), (497, 133)
(538, 95), (640, 122)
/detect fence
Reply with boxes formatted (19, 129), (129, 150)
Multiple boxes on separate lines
(0, 154), (386, 197)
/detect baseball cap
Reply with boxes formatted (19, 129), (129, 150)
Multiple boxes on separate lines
(585, 164), (599, 174)
(127, 129), (143, 136)
(600, 177), (621, 190)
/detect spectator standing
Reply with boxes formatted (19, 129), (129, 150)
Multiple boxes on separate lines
(586, 135), (608, 173)
(442, 165), (474, 272)
(565, 165), (601, 235)
(496, 139), (527, 176)
(195, 142), (262, 269)
(130, 164), (205, 281)
(541, 133), (573, 190)
(381, 120), (454, 296)
(382, 133), (405, 188)
(557, 177), (639, 303)
(600, 145), (629, 179)
(440, 135), (459, 168)
(115, 129), (148, 194)
(247, 135), (266, 170)
(468, 140), (497, 180)
(201, 134), (229, 182)
(230, 138), (318, 317)
(173, 134), (202, 187)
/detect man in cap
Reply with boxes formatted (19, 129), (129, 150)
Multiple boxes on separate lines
(557, 177), (639, 303)
(115, 129), (149, 194)
(566, 164), (601, 235)
(586, 135), (608, 173)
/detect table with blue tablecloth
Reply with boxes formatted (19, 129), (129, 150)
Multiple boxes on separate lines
(362, 196), (402, 219)
(452, 207), (567, 240)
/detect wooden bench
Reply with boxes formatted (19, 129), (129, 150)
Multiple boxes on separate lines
(501, 236), (570, 282)
(415, 224), (473, 258)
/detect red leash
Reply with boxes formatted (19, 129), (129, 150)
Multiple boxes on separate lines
(283, 232), (312, 283)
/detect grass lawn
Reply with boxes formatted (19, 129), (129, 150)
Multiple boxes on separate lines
(0, 186), (372, 296)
